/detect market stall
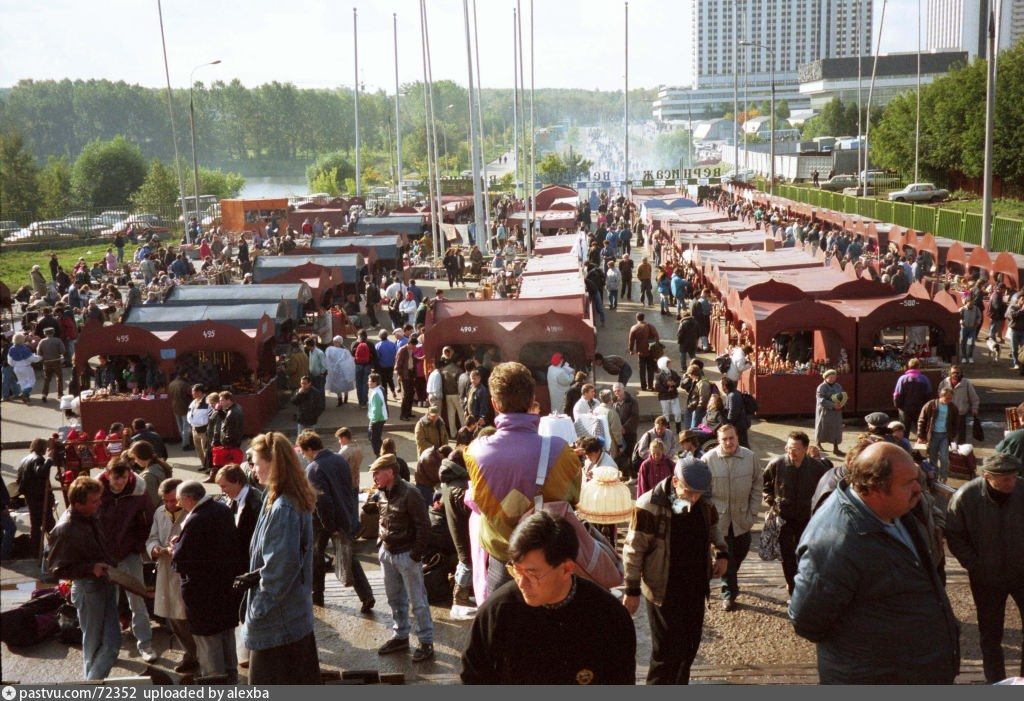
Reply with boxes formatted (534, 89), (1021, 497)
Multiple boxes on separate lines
(993, 251), (1024, 291)
(532, 233), (579, 256)
(522, 252), (582, 276)
(220, 198), (289, 235)
(252, 253), (366, 298)
(308, 234), (403, 271)
(352, 215), (427, 236)
(507, 209), (579, 233)
(164, 282), (314, 319)
(822, 283), (960, 412)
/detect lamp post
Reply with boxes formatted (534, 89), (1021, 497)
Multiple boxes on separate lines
(739, 41), (773, 196)
(188, 59), (220, 240)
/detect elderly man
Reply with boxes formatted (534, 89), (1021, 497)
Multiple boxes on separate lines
(945, 453), (1024, 683)
(623, 458), (728, 684)
(704, 423), (760, 611)
(790, 442), (960, 684)
(172, 480), (245, 683)
(461, 512), (635, 685)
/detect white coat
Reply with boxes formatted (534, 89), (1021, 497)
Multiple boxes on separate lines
(145, 505), (188, 620)
(546, 363), (574, 415)
(325, 345), (356, 395)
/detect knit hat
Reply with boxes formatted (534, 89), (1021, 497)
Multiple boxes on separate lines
(369, 454), (398, 473)
(551, 352), (563, 365)
(674, 457), (712, 492)
(981, 453), (1021, 475)
(865, 412), (890, 428)
(822, 369), (838, 378)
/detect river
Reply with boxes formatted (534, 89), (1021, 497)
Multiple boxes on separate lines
(239, 176), (310, 200)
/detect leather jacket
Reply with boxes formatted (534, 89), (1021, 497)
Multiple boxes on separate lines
(47, 508), (115, 580)
(377, 478), (430, 558)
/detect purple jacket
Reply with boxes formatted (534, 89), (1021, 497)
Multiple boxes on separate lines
(892, 369), (932, 412)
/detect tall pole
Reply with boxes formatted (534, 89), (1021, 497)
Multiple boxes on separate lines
(864, 0), (887, 198)
(419, 0), (440, 259)
(528, 0), (536, 243)
(769, 59), (775, 197)
(517, 0), (526, 209)
(472, 0), (491, 233)
(742, 9), (748, 170)
(856, 0), (863, 195)
(732, 0), (739, 170)
(353, 8), (361, 198)
(422, 0), (444, 258)
(188, 60), (220, 238)
(394, 13), (403, 205)
(512, 8), (521, 200)
(624, 1), (630, 198)
(981, 3), (997, 250)
(156, 0), (188, 242)
(462, 0), (485, 254)
(914, 0), (921, 183)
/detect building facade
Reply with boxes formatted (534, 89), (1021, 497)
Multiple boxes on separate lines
(927, 0), (1023, 59)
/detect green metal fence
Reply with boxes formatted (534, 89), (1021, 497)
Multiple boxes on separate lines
(992, 218), (1024, 253)
(892, 201), (914, 228)
(913, 207), (936, 235)
(961, 212), (984, 245)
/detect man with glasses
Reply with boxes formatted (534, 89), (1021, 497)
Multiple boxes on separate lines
(460, 511), (636, 685)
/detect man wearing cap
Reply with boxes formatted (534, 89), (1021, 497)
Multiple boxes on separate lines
(994, 401), (1024, 468)
(762, 431), (828, 596)
(944, 452), (1024, 683)
(38, 326), (65, 402)
(370, 453), (435, 663)
(415, 406), (450, 457)
(622, 458), (728, 684)
(790, 442), (959, 683)
(546, 353), (574, 416)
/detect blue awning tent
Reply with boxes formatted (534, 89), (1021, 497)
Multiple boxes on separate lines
(251, 253), (365, 284)
(352, 215), (427, 235)
(123, 300), (292, 333)
(162, 283), (313, 319)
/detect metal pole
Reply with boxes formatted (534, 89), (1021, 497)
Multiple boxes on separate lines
(864, 0), (887, 198)
(422, 0), (445, 259)
(981, 4), (996, 250)
(472, 0), (491, 233)
(156, 0), (188, 243)
(742, 9), (748, 170)
(914, 0), (921, 183)
(732, 0), (739, 170)
(394, 13), (403, 205)
(353, 8), (361, 198)
(856, 0), (863, 195)
(769, 57), (775, 197)
(528, 0), (536, 242)
(419, 0), (440, 260)
(188, 60), (219, 238)
(513, 8), (520, 200)
(516, 1), (528, 252)
(462, 0), (485, 255)
(624, 1), (629, 198)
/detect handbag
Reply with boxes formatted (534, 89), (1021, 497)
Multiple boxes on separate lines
(971, 415), (984, 443)
(757, 507), (783, 561)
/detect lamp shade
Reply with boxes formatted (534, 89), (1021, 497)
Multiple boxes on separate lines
(576, 466), (634, 525)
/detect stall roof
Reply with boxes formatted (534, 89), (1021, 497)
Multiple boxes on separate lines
(522, 253), (581, 275)
(310, 235), (403, 260)
(352, 215), (426, 235)
(507, 210), (578, 231)
(993, 251), (1024, 290)
(252, 253), (365, 284)
(432, 296), (586, 323)
(163, 283), (312, 318)
(534, 185), (578, 211)
(518, 272), (588, 300)
(697, 248), (824, 273)
(124, 301), (291, 332)
(670, 220), (755, 234)
(738, 296), (857, 348)
(533, 234), (580, 255)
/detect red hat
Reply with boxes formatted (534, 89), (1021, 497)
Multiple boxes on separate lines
(551, 353), (563, 365)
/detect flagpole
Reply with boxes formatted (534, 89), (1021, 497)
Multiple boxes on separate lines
(394, 13), (403, 205)
(353, 7), (361, 198)
(419, 0), (440, 260)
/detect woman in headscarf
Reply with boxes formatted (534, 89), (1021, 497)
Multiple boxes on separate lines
(8, 333), (42, 403)
(325, 336), (356, 407)
(814, 369), (847, 456)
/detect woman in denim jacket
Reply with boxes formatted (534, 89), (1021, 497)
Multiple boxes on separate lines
(243, 432), (320, 684)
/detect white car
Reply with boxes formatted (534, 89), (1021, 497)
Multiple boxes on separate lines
(887, 183), (949, 203)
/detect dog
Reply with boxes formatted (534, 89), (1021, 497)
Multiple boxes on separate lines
(986, 335), (1002, 362)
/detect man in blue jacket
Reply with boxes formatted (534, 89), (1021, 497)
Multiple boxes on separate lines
(297, 431), (374, 612)
(789, 441), (960, 684)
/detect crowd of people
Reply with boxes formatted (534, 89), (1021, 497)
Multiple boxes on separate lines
(4, 189), (1024, 687)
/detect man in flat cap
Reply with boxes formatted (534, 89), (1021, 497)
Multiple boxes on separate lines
(944, 452), (1024, 683)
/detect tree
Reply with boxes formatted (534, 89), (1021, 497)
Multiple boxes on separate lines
(37, 156), (73, 219)
(0, 130), (40, 221)
(536, 151), (593, 185)
(72, 135), (147, 207)
(775, 99), (790, 120)
(306, 150), (356, 193)
(196, 167), (245, 200)
(309, 168), (342, 197)
(131, 158), (180, 210)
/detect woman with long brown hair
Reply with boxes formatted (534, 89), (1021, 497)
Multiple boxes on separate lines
(241, 432), (320, 684)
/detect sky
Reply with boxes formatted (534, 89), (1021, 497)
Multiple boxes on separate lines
(1, 0), (926, 93)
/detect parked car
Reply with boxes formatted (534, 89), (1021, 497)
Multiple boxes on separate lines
(95, 210), (129, 228)
(887, 183), (949, 203)
(843, 186), (876, 197)
(103, 213), (172, 237)
(818, 174), (858, 192)
(858, 169), (901, 189)
(0, 220), (21, 238)
(26, 220), (76, 238)
(62, 212), (105, 234)
(722, 169), (755, 184)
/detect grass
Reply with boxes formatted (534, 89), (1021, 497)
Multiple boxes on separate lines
(933, 197), (1024, 221)
(0, 242), (113, 291)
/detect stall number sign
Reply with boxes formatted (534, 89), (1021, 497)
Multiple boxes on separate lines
(203, 329), (216, 339)
(116, 334), (131, 343)
(460, 325), (478, 334)
(546, 325), (564, 334)
(900, 299), (919, 308)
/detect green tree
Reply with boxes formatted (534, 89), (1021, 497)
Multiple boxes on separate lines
(0, 130), (40, 221)
(536, 151), (593, 185)
(131, 158), (180, 210)
(197, 167), (245, 200)
(775, 99), (790, 120)
(37, 155), (73, 219)
(306, 151), (356, 193)
(653, 130), (694, 168)
(72, 135), (147, 207)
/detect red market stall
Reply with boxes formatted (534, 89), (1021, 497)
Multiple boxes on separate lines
(733, 293), (858, 416)
(534, 185), (578, 211)
(993, 251), (1024, 291)
(220, 198), (289, 235)
(533, 234), (579, 256)
(822, 284), (960, 412)
(287, 208), (348, 232)
(507, 209), (578, 233)
(518, 272), (589, 300)
(308, 234), (402, 271)
(252, 253), (366, 298)
(522, 253), (581, 276)
(943, 241), (977, 276)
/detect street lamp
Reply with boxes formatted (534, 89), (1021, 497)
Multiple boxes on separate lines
(188, 59), (221, 242)
(739, 41), (774, 196)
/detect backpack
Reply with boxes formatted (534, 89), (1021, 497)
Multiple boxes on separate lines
(353, 341), (372, 365)
(522, 436), (623, 590)
(741, 392), (758, 416)
(715, 354), (732, 374)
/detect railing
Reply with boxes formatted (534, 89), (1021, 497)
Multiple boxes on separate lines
(771, 184), (1024, 253)
(0, 203), (189, 244)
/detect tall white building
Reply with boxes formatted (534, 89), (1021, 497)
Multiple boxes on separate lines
(927, 0), (1024, 59)
(655, 0), (872, 122)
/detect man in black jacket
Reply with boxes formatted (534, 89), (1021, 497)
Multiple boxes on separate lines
(291, 375), (324, 438)
(46, 477), (119, 680)
(130, 418), (168, 460)
(297, 432), (374, 613)
(762, 431), (827, 595)
(172, 481), (245, 684)
(461, 511), (636, 684)
(17, 438), (55, 556)
(218, 391), (244, 450)
(370, 454), (435, 663)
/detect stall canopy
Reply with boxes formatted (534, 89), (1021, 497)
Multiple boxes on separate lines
(821, 286), (960, 351)
(123, 301), (292, 333)
(252, 253), (365, 285)
(993, 251), (1024, 290)
(507, 209), (577, 232)
(352, 215), (426, 235)
(309, 235), (402, 262)
(163, 283), (313, 318)
(944, 241), (978, 274)
(522, 252), (581, 276)
(696, 248), (825, 274)
(739, 296), (857, 350)
(518, 272), (588, 300)
(534, 185), (578, 211)
(533, 234), (579, 256)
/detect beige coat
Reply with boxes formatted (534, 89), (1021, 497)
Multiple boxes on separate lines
(145, 505), (188, 620)
(705, 445), (762, 536)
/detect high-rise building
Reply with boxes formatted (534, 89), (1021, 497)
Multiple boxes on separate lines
(655, 0), (872, 122)
(927, 0), (1024, 60)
